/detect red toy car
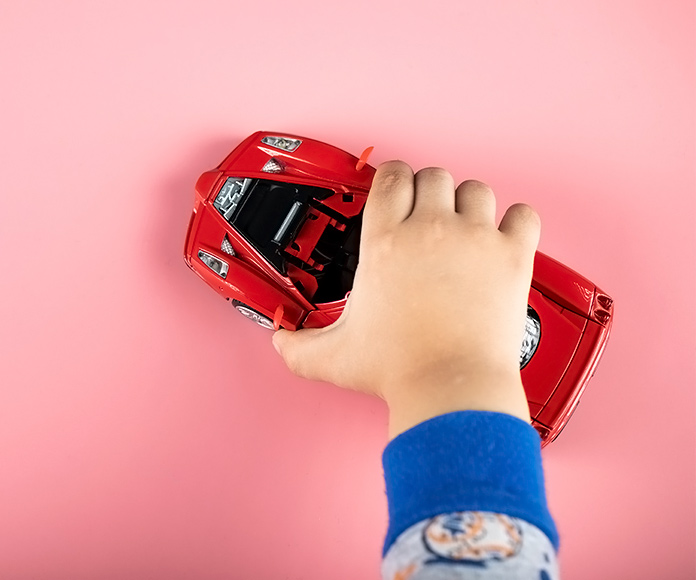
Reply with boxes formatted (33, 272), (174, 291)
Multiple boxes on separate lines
(183, 131), (614, 445)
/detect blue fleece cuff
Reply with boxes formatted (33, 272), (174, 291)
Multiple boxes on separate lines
(382, 410), (559, 557)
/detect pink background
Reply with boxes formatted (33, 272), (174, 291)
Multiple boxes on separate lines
(1, 1), (694, 578)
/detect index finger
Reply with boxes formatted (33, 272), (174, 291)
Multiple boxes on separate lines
(360, 161), (414, 243)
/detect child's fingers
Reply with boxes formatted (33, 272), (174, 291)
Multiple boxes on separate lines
(360, 161), (414, 243)
(455, 180), (497, 225)
(498, 203), (541, 251)
(411, 167), (456, 216)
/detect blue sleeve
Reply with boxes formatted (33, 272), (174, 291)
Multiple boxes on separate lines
(381, 410), (559, 558)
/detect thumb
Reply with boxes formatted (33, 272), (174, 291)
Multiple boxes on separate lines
(272, 325), (340, 382)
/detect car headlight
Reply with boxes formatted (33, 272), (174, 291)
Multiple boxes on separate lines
(261, 136), (302, 152)
(520, 306), (541, 369)
(198, 250), (229, 279)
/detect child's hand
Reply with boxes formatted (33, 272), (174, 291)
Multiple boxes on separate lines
(272, 160), (540, 439)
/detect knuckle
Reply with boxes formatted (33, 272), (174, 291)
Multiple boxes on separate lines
(379, 159), (410, 171)
(375, 161), (413, 188)
(416, 166), (452, 180)
(411, 211), (448, 231)
(459, 179), (492, 193)
(510, 203), (540, 224)
(406, 213), (452, 245)
(416, 167), (455, 190)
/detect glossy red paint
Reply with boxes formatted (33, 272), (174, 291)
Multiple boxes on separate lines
(183, 131), (614, 446)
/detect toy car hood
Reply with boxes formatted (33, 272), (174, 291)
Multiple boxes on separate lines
(216, 131), (374, 193)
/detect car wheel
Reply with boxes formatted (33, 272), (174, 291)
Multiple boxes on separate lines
(232, 300), (275, 330)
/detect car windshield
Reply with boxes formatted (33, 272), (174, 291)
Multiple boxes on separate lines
(213, 177), (252, 221)
(213, 177), (333, 274)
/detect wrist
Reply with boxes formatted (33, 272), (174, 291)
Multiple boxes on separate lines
(383, 369), (531, 441)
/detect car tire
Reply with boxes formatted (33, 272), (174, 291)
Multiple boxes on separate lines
(232, 300), (275, 330)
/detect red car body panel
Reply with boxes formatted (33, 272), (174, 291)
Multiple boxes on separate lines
(183, 131), (614, 446)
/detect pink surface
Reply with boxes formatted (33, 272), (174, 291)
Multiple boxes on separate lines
(0, 1), (694, 578)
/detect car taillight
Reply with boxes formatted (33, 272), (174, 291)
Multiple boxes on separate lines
(261, 136), (302, 151)
(520, 306), (541, 369)
(198, 250), (229, 279)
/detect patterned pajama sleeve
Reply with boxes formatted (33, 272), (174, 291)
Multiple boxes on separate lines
(381, 511), (558, 580)
(380, 411), (560, 580)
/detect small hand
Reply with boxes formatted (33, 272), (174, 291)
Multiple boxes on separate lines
(272, 160), (540, 439)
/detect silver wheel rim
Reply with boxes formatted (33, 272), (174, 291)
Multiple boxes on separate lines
(235, 305), (275, 330)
